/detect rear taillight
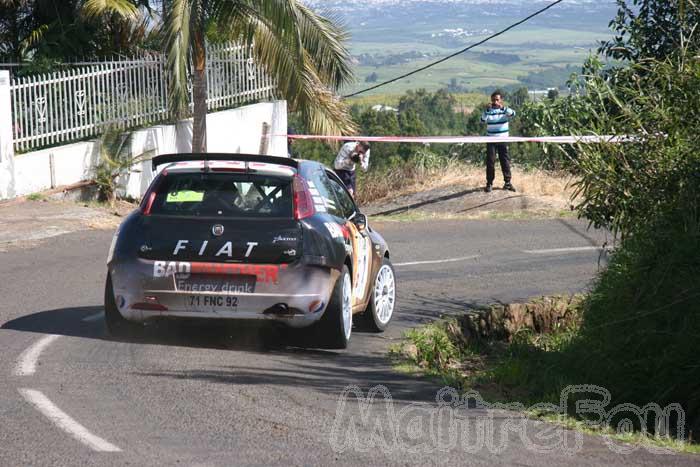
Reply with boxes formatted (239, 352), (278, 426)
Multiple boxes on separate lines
(131, 295), (167, 311)
(141, 171), (167, 216)
(142, 191), (157, 216)
(131, 302), (168, 311)
(292, 174), (315, 220)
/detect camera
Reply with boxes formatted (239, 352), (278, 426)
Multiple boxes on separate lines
(351, 153), (361, 163)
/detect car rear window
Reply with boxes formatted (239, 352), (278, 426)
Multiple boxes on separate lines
(149, 172), (293, 218)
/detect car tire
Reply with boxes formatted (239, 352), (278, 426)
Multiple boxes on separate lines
(104, 273), (144, 338)
(315, 265), (352, 349)
(362, 257), (396, 332)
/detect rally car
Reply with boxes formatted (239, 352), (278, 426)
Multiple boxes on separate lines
(105, 153), (396, 348)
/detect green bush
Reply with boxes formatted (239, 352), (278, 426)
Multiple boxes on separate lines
(481, 226), (700, 436)
(405, 324), (460, 372)
(572, 224), (700, 434)
(483, 45), (700, 438)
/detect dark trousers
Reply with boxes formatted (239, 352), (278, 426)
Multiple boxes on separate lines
(486, 143), (511, 185)
(335, 169), (356, 192)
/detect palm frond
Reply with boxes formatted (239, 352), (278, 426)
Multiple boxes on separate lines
(294, 3), (354, 90)
(165, 0), (193, 119)
(295, 49), (357, 136)
(250, 21), (355, 135)
(20, 24), (49, 54)
(211, 0), (302, 54)
(81, 0), (139, 20)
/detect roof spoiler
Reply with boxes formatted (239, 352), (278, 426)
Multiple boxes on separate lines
(151, 153), (299, 171)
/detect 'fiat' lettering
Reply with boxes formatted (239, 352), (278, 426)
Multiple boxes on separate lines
(171, 239), (257, 258)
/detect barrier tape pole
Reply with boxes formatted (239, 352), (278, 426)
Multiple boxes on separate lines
(282, 134), (632, 144)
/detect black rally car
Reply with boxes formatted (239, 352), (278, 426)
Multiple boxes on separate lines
(105, 153), (396, 348)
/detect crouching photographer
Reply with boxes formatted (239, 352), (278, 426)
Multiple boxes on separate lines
(333, 141), (371, 197)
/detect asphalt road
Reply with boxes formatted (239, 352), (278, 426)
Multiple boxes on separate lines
(0, 218), (693, 466)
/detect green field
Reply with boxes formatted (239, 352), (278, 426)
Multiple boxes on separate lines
(342, 26), (609, 97)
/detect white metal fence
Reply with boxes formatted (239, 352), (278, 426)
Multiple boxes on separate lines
(9, 43), (276, 152)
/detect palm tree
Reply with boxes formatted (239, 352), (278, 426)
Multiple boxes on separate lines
(84, 0), (355, 153)
(163, 0), (356, 152)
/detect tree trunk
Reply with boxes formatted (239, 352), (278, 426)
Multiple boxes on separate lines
(11, 12), (20, 62)
(192, 28), (207, 153)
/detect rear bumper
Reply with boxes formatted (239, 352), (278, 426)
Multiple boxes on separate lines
(108, 258), (338, 328)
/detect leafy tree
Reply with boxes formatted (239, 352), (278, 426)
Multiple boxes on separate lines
(398, 88), (462, 135)
(0, 0), (152, 64)
(365, 71), (378, 83)
(359, 107), (399, 136)
(445, 77), (467, 93)
(358, 107), (400, 169)
(507, 87), (529, 107)
(0, 0), (31, 62)
(600, 0), (699, 61)
(566, 50), (699, 237)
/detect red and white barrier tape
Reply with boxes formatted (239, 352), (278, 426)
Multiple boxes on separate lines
(284, 134), (632, 144)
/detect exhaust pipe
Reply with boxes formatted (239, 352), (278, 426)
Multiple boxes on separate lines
(263, 303), (301, 317)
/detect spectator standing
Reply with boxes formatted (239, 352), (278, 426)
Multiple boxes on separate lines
(333, 141), (370, 197)
(481, 91), (516, 192)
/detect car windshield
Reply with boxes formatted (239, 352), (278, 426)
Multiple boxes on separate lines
(149, 172), (293, 218)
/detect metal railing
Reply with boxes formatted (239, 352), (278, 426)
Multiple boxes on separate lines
(10, 43), (276, 152)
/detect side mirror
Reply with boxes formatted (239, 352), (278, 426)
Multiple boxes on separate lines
(353, 213), (367, 232)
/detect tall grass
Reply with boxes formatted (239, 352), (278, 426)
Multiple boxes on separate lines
(355, 151), (462, 205)
(356, 156), (576, 207)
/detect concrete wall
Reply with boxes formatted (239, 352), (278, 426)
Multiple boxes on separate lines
(0, 100), (288, 200)
(0, 71), (14, 200)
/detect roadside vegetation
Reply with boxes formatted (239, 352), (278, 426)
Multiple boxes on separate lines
(93, 128), (153, 207)
(390, 0), (700, 449)
(392, 300), (700, 454)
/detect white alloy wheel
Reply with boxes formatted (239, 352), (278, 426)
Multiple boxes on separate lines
(373, 264), (396, 325)
(342, 273), (353, 340)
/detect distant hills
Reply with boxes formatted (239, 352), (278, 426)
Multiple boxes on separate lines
(304, 0), (619, 96)
(305, 0), (605, 5)
(304, 0), (616, 34)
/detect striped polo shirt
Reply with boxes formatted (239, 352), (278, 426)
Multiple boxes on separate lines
(481, 106), (516, 136)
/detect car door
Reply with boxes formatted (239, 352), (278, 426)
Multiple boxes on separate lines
(323, 171), (373, 310)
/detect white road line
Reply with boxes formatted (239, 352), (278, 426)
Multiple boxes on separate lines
(15, 334), (61, 376)
(523, 246), (603, 255)
(395, 255), (480, 267)
(82, 312), (104, 322)
(19, 389), (122, 452)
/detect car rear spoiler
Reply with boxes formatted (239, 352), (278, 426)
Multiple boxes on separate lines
(152, 153), (299, 171)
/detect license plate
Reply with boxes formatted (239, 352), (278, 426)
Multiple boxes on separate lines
(185, 295), (239, 310)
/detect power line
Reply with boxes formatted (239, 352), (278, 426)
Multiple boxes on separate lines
(343, 0), (566, 99)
